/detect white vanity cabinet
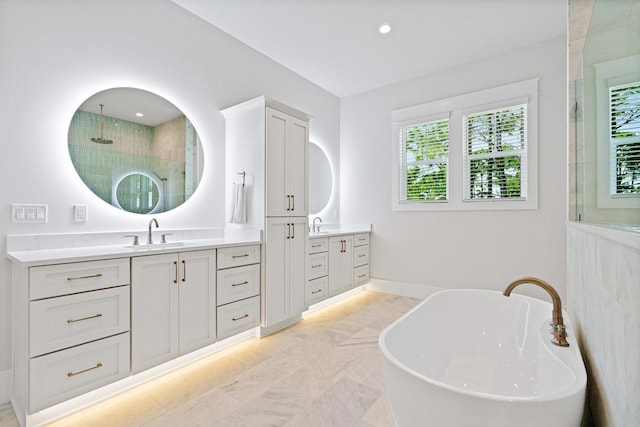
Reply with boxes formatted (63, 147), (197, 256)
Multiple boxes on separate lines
(306, 237), (329, 306)
(263, 217), (307, 327)
(353, 233), (370, 286)
(216, 245), (261, 340)
(131, 249), (216, 374)
(12, 258), (131, 415)
(328, 235), (354, 296)
(265, 106), (309, 217)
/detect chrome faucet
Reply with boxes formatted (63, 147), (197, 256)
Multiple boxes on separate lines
(503, 277), (569, 347)
(312, 216), (323, 233)
(147, 218), (159, 245)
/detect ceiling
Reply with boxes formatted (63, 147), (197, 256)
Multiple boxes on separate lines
(172, 0), (567, 98)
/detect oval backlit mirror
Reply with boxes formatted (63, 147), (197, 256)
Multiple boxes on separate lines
(68, 87), (204, 214)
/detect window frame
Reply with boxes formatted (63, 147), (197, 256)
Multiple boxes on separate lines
(595, 55), (640, 209)
(391, 78), (539, 211)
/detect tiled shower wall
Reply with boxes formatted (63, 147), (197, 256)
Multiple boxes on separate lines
(567, 222), (640, 426)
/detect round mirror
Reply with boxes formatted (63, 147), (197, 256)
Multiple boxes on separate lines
(68, 87), (204, 214)
(309, 142), (332, 214)
(114, 173), (160, 214)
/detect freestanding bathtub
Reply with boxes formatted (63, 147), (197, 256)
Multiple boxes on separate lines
(379, 289), (586, 427)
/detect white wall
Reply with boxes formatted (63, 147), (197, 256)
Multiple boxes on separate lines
(340, 37), (568, 297)
(0, 0), (340, 400)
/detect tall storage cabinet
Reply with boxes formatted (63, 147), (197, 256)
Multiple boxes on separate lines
(223, 97), (311, 335)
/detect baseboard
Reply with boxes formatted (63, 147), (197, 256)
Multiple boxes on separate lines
(0, 369), (10, 404)
(364, 278), (443, 299)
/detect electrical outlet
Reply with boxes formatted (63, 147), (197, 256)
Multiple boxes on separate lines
(74, 205), (88, 223)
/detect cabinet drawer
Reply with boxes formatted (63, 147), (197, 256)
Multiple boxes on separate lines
(307, 252), (328, 280)
(29, 332), (130, 412)
(354, 233), (370, 247)
(306, 276), (328, 306)
(354, 264), (370, 286)
(307, 237), (328, 254)
(217, 296), (260, 340)
(354, 245), (369, 267)
(30, 286), (130, 357)
(217, 245), (260, 269)
(30, 258), (130, 300)
(217, 264), (260, 306)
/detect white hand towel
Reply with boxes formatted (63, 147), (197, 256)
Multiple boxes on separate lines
(229, 183), (247, 224)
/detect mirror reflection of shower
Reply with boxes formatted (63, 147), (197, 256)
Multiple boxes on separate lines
(153, 171), (168, 212)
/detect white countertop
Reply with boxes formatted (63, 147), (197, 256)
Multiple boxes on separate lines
(308, 224), (371, 238)
(7, 228), (262, 267)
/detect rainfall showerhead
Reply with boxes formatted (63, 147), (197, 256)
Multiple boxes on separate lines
(91, 104), (113, 144)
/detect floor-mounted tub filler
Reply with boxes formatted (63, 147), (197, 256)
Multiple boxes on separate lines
(379, 285), (586, 427)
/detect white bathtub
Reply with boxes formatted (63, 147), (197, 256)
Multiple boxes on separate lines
(379, 289), (586, 427)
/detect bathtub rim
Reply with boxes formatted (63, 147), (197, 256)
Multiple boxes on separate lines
(379, 288), (587, 403)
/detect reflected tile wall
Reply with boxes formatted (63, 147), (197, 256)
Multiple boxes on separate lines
(567, 223), (640, 426)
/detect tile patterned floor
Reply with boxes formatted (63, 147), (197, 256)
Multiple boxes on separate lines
(0, 291), (420, 427)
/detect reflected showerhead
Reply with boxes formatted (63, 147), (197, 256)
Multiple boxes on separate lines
(91, 104), (113, 144)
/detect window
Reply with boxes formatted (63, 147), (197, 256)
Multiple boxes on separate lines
(609, 82), (640, 196)
(594, 55), (640, 209)
(464, 104), (527, 200)
(399, 118), (449, 202)
(391, 78), (538, 211)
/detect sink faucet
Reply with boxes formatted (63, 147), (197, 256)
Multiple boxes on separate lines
(147, 218), (159, 245)
(503, 277), (569, 347)
(312, 216), (323, 233)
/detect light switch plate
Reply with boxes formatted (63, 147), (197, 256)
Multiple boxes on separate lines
(74, 205), (88, 222)
(11, 204), (48, 223)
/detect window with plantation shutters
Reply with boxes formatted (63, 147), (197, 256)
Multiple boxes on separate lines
(399, 118), (449, 202)
(609, 82), (640, 196)
(463, 105), (527, 200)
(391, 78), (538, 211)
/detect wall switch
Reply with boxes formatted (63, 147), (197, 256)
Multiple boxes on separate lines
(11, 204), (48, 223)
(74, 205), (88, 222)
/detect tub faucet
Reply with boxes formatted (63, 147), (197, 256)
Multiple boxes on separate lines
(503, 277), (569, 347)
(312, 216), (323, 233)
(147, 218), (159, 245)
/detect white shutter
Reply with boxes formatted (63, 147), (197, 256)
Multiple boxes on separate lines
(610, 82), (640, 196)
(463, 104), (527, 200)
(399, 119), (449, 202)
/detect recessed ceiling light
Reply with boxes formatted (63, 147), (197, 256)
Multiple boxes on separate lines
(379, 24), (391, 34)
(135, 112), (144, 117)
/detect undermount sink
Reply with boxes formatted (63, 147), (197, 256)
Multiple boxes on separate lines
(126, 241), (186, 250)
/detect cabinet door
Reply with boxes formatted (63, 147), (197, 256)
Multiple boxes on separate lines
(178, 250), (216, 355)
(265, 107), (309, 217)
(266, 108), (289, 216)
(288, 116), (308, 216)
(131, 253), (179, 374)
(264, 218), (307, 327)
(328, 236), (354, 296)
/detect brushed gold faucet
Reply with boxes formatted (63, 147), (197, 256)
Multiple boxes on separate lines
(503, 277), (569, 347)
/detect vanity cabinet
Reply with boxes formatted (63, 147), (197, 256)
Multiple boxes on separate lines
(328, 235), (354, 296)
(263, 217), (307, 327)
(12, 258), (131, 415)
(305, 237), (329, 306)
(265, 106), (309, 217)
(131, 249), (216, 374)
(216, 245), (261, 340)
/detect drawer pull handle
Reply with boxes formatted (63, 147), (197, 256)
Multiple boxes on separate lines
(232, 281), (249, 287)
(67, 273), (103, 281)
(358, 254), (366, 258)
(232, 254), (249, 259)
(67, 313), (103, 324)
(311, 289), (323, 294)
(67, 362), (103, 377)
(311, 264), (322, 268)
(311, 244), (322, 248)
(358, 275), (366, 279)
(232, 314), (249, 321)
